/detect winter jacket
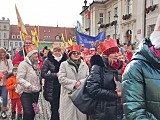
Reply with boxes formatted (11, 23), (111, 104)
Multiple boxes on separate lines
(13, 49), (43, 69)
(58, 59), (89, 120)
(86, 55), (123, 120)
(122, 38), (160, 120)
(16, 56), (41, 94)
(41, 51), (67, 102)
(0, 59), (13, 86)
(6, 74), (20, 99)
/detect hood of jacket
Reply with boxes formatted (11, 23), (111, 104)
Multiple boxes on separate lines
(132, 38), (160, 70)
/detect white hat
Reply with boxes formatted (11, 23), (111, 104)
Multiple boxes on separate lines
(150, 14), (160, 49)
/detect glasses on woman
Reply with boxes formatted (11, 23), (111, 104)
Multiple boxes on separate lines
(72, 52), (81, 55)
(25, 42), (32, 45)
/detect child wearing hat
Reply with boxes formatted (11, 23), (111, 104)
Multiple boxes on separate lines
(6, 67), (22, 120)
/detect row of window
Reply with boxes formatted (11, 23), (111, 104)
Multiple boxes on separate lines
(98, 0), (158, 24)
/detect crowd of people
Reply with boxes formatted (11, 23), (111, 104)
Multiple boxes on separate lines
(0, 15), (160, 120)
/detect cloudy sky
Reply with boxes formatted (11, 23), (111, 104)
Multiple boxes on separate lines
(0, 0), (93, 27)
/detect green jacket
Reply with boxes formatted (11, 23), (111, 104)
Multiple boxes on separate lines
(122, 38), (160, 120)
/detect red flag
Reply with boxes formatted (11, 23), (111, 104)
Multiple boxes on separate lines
(87, 9), (91, 19)
(15, 4), (28, 41)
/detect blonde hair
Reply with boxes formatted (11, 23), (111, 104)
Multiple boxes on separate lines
(0, 47), (8, 66)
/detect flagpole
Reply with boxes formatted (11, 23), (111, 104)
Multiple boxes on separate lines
(19, 30), (25, 58)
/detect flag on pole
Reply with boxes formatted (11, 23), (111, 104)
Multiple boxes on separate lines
(87, 8), (91, 19)
(61, 33), (66, 49)
(31, 26), (40, 47)
(15, 4), (28, 41)
(77, 21), (86, 34)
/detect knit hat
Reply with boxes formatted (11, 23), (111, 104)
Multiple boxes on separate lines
(150, 14), (160, 49)
(26, 44), (38, 57)
(99, 38), (119, 56)
(68, 45), (80, 57)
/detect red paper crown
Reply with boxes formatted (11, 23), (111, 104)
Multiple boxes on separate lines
(68, 45), (80, 52)
(83, 48), (90, 54)
(99, 38), (118, 54)
(25, 44), (37, 53)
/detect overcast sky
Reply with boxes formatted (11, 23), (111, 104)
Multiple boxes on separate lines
(0, 0), (93, 27)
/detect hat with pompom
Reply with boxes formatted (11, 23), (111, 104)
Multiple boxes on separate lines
(150, 14), (160, 49)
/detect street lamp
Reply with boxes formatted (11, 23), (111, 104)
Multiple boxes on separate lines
(114, 14), (118, 39)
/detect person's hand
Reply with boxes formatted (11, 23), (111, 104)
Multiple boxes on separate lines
(29, 85), (39, 92)
(116, 87), (122, 97)
(74, 81), (81, 89)
(2, 71), (8, 75)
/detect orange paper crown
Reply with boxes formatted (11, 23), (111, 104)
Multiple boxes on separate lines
(24, 35), (32, 42)
(99, 38), (118, 54)
(52, 43), (60, 48)
(25, 44), (37, 53)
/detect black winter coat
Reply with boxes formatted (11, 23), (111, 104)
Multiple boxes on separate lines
(87, 55), (123, 120)
(41, 51), (67, 102)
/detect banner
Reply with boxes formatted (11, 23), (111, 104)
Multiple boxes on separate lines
(76, 31), (106, 50)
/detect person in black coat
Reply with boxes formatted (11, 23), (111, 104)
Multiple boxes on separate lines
(41, 45), (67, 120)
(86, 38), (123, 120)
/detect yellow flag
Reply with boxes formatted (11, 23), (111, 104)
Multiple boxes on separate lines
(68, 38), (73, 46)
(31, 26), (39, 47)
(61, 33), (66, 49)
(15, 4), (28, 41)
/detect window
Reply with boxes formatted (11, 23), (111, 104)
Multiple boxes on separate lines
(127, 0), (132, 14)
(4, 25), (7, 29)
(151, 0), (158, 5)
(10, 42), (13, 47)
(12, 35), (16, 39)
(19, 42), (22, 47)
(17, 35), (21, 39)
(15, 42), (18, 46)
(147, 24), (155, 36)
(108, 11), (111, 23)
(4, 33), (7, 38)
(55, 35), (60, 40)
(114, 7), (118, 16)
(4, 41), (7, 46)
(99, 13), (104, 24)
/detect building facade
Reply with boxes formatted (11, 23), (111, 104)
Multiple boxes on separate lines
(0, 17), (10, 49)
(80, 0), (159, 50)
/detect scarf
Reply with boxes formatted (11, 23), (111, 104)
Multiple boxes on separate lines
(149, 46), (160, 59)
(29, 58), (41, 79)
(52, 54), (63, 62)
(67, 58), (81, 73)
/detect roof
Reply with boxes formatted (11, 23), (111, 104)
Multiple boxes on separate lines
(10, 25), (76, 42)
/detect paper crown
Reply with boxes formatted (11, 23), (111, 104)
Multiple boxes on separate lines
(83, 48), (90, 54)
(26, 44), (38, 57)
(52, 43), (60, 48)
(68, 45), (80, 52)
(99, 38), (119, 54)
(24, 35), (32, 42)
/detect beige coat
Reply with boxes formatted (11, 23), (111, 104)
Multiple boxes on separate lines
(58, 60), (89, 120)
(16, 56), (41, 94)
